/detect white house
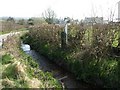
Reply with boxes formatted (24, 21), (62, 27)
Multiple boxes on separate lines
(118, 1), (120, 22)
(84, 17), (103, 25)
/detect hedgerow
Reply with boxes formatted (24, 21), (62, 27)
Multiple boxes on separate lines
(23, 23), (120, 88)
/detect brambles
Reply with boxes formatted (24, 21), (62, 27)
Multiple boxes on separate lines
(25, 23), (120, 88)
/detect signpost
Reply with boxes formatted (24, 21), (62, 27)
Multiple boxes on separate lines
(64, 17), (70, 45)
(61, 17), (70, 49)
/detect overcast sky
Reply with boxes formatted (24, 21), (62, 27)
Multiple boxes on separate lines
(0, 0), (119, 20)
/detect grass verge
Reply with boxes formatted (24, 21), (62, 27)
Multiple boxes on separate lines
(1, 34), (62, 88)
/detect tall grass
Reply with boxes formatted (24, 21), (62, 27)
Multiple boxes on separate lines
(1, 35), (62, 88)
(1, 21), (26, 34)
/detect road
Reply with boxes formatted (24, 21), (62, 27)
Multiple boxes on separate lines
(0, 31), (27, 49)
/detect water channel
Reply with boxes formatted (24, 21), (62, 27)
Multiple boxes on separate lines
(21, 43), (95, 89)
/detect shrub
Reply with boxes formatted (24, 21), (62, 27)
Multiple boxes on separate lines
(24, 24), (120, 88)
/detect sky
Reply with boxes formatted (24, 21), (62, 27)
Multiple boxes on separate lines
(0, 0), (120, 20)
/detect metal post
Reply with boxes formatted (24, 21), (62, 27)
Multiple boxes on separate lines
(64, 23), (68, 44)
(64, 17), (70, 45)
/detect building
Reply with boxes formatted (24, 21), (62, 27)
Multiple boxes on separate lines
(118, 1), (120, 22)
(83, 17), (103, 25)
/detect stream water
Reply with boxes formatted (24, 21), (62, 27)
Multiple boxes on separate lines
(21, 43), (94, 89)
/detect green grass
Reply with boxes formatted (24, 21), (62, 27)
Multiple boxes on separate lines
(1, 34), (62, 88)
(2, 52), (62, 88)
(2, 64), (17, 79)
(0, 31), (8, 35)
(2, 54), (12, 65)
(0, 32), (2, 35)
(0, 28), (28, 35)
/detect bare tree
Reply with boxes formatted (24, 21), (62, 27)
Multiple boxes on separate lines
(42, 8), (56, 24)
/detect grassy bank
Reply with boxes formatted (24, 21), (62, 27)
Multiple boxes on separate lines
(1, 34), (62, 88)
(23, 24), (120, 88)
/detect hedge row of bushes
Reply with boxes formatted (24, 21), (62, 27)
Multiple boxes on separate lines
(23, 24), (120, 88)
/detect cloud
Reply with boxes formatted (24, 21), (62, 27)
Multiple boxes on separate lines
(0, 0), (119, 20)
